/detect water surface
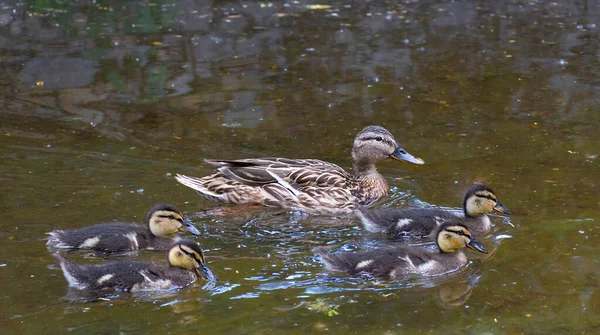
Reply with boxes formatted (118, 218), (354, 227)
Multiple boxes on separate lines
(1, 0), (599, 333)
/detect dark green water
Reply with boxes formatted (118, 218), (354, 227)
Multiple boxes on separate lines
(1, 0), (599, 333)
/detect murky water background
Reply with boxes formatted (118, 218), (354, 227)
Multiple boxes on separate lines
(1, 0), (599, 333)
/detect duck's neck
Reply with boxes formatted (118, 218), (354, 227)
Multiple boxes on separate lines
(353, 164), (389, 203)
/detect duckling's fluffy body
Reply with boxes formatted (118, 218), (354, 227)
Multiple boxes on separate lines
(53, 239), (215, 292)
(316, 244), (468, 279)
(48, 223), (178, 251)
(315, 223), (487, 280)
(356, 184), (510, 239)
(46, 204), (200, 252)
(175, 126), (423, 215)
(53, 254), (197, 291)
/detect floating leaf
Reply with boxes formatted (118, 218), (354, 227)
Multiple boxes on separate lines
(307, 4), (332, 10)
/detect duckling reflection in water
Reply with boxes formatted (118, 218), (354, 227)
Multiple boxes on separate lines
(356, 184), (511, 239)
(314, 223), (487, 280)
(175, 125), (424, 215)
(47, 204), (201, 252)
(53, 239), (217, 292)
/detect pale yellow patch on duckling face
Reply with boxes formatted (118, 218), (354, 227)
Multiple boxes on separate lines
(168, 244), (204, 271)
(465, 190), (497, 215)
(149, 210), (184, 236)
(437, 225), (472, 253)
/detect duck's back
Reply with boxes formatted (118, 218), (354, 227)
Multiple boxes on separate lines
(55, 256), (195, 291)
(316, 246), (466, 279)
(357, 208), (460, 238)
(316, 246), (432, 279)
(47, 223), (164, 251)
(177, 157), (365, 214)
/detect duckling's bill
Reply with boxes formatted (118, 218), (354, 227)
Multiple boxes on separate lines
(195, 262), (218, 282)
(493, 202), (511, 215)
(180, 219), (201, 235)
(390, 146), (425, 165)
(466, 238), (488, 254)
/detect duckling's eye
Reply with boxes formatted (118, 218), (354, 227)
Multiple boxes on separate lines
(177, 251), (183, 257)
(375, 136), (383, 142)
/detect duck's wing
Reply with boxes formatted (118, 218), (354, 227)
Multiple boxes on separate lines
(205, 158), (354, 188)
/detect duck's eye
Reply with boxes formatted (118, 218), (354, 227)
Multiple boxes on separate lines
(177, 251), (183, 257)
(375, 136), (383, 142)
(168, 214), (175, 219)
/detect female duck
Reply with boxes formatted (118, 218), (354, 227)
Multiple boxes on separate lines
(356, 184), (511, 239)
(47, 204), (201, 252)
(314, 223), (487, 279)
(53, 239), (217, 291)
(175, 125), (424, 215)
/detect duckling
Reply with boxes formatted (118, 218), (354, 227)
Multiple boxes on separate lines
(53, 239), (217, 291)
(175, 125), (424, 215)
(356, 184), (511, 239)
(314, 223), (487, 279)
(46, 204), (201, 252)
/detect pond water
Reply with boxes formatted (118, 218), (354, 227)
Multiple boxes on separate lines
(1, 0), (599, 333)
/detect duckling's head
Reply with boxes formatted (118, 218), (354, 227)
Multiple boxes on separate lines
(351, 125), (424, 173)
(146, 204), (201, 237)
(436, 223), (488, 254)
(168, 239), (217, 281)
(463, 184), (511, 217)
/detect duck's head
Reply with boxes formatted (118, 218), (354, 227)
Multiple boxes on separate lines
(146, 204), (201, 236)
(168, 239), (217, 281)
(351, 125), (424, 173)
(463, 184), (511, 217)
(436, 223), (488, 254)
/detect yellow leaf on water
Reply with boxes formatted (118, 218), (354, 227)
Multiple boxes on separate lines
(36, 81), (44, 87)
(307, 4), (332, 10)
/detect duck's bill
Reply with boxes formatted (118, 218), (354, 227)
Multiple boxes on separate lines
(180, 219), (202, 236)
(467, 239), (488, 254)
(390, 147), (425, 165)
(493, 202), (511, 215)
(194, 263), (218, 282)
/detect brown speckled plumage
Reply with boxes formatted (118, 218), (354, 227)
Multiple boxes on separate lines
(176, 126), (423, 215)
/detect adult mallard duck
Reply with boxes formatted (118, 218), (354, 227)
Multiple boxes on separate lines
(46, 204), (201, 252)
(356, 184), (511, 239)
(175, 125), (424, 215)
(53, 239), (217, 291)
(314, 222), (487, 279)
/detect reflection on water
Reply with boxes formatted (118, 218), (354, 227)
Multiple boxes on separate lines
(1, 0), (600, 334)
